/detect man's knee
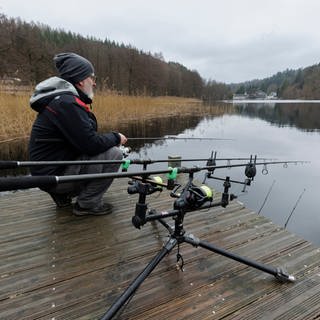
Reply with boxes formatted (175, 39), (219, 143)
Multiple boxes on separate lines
(106, 146), (123, 160)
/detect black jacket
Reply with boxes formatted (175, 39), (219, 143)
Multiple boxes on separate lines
(29, 77), (120, 175)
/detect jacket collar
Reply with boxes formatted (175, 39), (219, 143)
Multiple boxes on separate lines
(75, 86), (93, 105)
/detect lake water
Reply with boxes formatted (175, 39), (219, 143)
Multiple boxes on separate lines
(126, 101), (320, 246)
(1, 100), (320, 246)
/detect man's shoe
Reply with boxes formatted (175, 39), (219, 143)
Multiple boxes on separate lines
(73, 202), (113, 216)
(50, 193), (73, 208)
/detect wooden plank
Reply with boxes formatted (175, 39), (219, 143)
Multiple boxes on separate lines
(0, 178), (320, 319)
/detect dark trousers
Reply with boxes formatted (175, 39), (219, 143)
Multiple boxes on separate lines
(49, 147), (123, 208)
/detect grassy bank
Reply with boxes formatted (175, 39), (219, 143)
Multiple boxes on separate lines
(0, 90), (230, 142)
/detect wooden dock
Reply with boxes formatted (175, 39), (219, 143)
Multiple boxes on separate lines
(1, 178), (320, 319)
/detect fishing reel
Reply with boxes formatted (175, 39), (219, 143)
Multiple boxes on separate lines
(172, 183), (213, 211)
(128, 176), (163, 195)
(119, 145), (132, 158)
(129, 176), (164, 229)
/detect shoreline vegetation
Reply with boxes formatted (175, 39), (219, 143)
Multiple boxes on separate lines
(0, 89), (232, 143)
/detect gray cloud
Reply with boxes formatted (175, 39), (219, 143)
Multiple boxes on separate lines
(1, 0), (320, 83)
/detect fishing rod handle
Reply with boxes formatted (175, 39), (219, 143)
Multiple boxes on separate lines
(0, 161), (19, 169)
(0, 176), (58, 192)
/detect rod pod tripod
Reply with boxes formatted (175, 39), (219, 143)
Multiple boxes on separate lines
(101, 174), (295, 320)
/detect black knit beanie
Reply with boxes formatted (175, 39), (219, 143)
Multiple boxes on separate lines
(53, 52), (95, 84)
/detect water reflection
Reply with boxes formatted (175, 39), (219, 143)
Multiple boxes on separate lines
(234, 102), (320, 131)
(109, 115), (208, 151)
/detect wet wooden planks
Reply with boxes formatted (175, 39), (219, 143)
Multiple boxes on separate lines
(0, 178), (320, 319)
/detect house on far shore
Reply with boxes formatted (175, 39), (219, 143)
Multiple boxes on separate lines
(248, 90), (267, 99)
(266, 91), (277, 99)
(233, 93), (248, 100)
(233, 90), (278, 100)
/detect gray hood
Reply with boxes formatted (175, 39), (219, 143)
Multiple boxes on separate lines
(30, 76), (79, 112)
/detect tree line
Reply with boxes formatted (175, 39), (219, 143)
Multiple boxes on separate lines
(0, 13), (232, 100)
(230, 64), (320, 99)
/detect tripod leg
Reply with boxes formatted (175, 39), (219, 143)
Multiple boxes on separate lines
(101, 237), (177, 320)
(184, 235), (295, 283)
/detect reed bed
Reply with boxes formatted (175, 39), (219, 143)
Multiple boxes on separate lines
(0, 89), (34, 142)
(93, 92), (202, 124)
(0, 89), (231, 142)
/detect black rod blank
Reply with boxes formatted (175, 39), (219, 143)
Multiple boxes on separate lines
(0, 157), (278, 170)
(0, 161), (308, 192)
(35, 136), (235, 143)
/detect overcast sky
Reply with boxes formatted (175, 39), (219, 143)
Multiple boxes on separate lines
(1, 0), (320, 83)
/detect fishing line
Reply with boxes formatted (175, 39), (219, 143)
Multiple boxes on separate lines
(284, 188), (306, 228)
(258, 180), (276, 214)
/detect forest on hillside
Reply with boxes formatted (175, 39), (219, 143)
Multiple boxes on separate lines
(231, 65), (320, 99)
(0, 14), (231, 100)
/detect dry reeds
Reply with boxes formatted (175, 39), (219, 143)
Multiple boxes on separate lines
(93, 92), (202, 124)
(0, 91), (199, 141)
(0, 89), (230, 143)
(0, 90), (34, 142)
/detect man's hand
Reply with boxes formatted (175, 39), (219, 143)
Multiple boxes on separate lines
(119, 133), (127, 145)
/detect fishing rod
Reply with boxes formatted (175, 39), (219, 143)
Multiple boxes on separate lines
(284, 188), (306, 228)
(0, 159), (307, 192)
(34, 136), (235, 143)
(258, 179), (276, 214)
(0, 155), (275, 170)
(129, 136), (235, 141)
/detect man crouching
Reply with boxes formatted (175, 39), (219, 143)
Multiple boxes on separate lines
(29, 52), (127, 216)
